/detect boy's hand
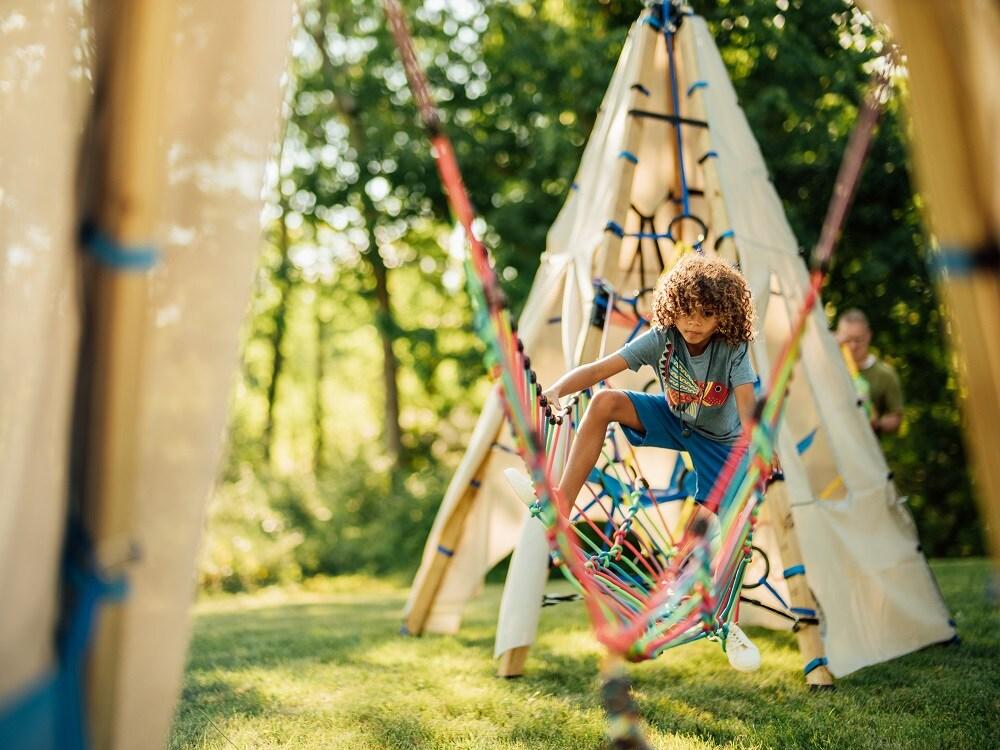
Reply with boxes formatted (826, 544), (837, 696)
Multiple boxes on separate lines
(542, 387), (563, 413)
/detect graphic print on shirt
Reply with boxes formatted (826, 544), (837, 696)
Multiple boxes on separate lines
(659, 345), (729, 413)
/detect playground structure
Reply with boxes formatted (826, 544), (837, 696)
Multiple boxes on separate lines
(404, 4), (959, 698)
(0, 1), (996, 749)
(858, 0), (1000, 573)
(0, 4), (294, 748)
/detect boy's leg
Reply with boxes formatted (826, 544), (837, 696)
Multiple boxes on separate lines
(556, 390), (644, 517)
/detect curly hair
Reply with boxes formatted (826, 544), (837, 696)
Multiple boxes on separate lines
(650, 254), (756, 344)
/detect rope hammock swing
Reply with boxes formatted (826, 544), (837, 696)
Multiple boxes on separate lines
(385, 0), (894, 744)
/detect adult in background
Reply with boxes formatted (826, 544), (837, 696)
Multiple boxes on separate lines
(836, 308), (903, 437)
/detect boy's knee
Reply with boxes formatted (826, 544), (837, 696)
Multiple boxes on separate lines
(588, 390), (628, 421)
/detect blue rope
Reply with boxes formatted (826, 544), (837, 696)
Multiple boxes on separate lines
(796, 427), (818, 455)
(605, 221), (626, 238)
(665, 25), (691, 217)
(618, 150), (639, 164)
(687, 81), (708, 96)
(643, 15), (663, 31)
(81, 222), (159, 271)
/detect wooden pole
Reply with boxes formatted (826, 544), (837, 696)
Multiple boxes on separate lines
(860, 0), (1000, 569)
(83, 2), (172, 746)
(403, 459), (491, 636)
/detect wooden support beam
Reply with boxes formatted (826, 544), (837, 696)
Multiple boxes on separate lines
(84, 2), (173, 747)
(403, 458), (492, 636)
(863, 0), (1000, 569)
(759, 488), (834, 689)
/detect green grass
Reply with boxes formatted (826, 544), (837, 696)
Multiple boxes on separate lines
(170, 560), (1000, 749)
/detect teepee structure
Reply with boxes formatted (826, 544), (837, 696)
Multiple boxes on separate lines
(405, 5), (955, 685)
(0, 4), (294, 748)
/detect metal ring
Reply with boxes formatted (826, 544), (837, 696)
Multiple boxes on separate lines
(667, 212), (708, 246)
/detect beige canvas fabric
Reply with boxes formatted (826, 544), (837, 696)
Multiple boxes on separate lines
(0, 2), (294, 747)
(411, 10), (954, 678)
(859, 0), (1000, 566)
(0, 4), (91, 701)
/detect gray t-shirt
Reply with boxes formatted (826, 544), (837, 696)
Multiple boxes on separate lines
(616, 327), (756, 443)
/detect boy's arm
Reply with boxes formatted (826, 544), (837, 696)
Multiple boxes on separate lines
(542, 353), (629, 409)
(734, 382), (756, 432)
(734, 382), (782, 474)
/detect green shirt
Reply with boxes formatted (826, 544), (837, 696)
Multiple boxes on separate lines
(860, 358), (903, 418)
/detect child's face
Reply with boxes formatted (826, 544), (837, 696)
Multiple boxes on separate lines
(675, 308), (719, 348)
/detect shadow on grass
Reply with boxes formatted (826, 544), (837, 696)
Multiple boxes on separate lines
(170, 675), (271, 750)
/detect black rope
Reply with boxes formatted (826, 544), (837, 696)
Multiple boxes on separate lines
(628, 108), (708, 128)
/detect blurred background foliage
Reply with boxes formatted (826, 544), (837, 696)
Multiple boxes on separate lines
(198, 0), (979, 593)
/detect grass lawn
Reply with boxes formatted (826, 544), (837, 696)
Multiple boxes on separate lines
(170, 559), (999, 750)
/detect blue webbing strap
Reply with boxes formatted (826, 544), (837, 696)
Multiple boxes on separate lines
(81, 222), (159, 271)
(804, 656), (828, 675)
(0, 522), (128, 750)
(783, 564), (806, 579)
(929, 242), (999, 277)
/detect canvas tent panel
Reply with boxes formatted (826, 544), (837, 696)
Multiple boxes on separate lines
(99, 4), (295, 745)
(0, 1), (294, 745)
(688, 16), (954, 674)
(0, 5), (90, 701)
(859, 0), (1000, 564)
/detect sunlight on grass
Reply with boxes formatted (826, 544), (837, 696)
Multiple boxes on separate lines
(172, 559), (999, 750)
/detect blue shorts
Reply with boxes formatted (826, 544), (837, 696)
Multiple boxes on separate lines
(620, 390), (737, 503)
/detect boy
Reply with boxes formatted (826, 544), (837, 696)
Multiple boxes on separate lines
(541, 253), (762, 671)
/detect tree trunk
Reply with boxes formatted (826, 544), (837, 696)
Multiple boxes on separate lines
(309, 20), (403, 467)
(263, 206), (292, 467)
(313, 285), (328, 474)
(369, 231), (403, 464)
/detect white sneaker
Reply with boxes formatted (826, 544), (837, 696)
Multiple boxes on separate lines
(725, 623), (761, 672)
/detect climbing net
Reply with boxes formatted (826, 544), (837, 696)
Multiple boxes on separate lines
(386, 0), (892, 737)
